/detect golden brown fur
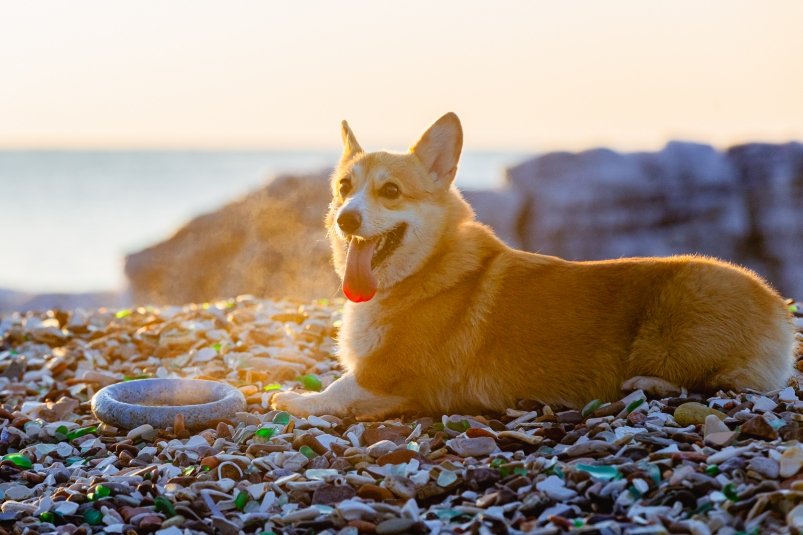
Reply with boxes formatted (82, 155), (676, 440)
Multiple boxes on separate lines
(272, 113), (796, 417)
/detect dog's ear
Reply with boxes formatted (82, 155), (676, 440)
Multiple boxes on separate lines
(410, 112), (463, 185)
(340, 120), (363, 163)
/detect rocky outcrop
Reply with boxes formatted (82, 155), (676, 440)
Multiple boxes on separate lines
(727, 142), (803, 295)
(125, 142), (802, 304)
(506, 141), (802, 296)
(125, 172), (340, 305)
(460, 188), (525, 248)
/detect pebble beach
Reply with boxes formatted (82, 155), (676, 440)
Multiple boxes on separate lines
(1, 296), (802, 534)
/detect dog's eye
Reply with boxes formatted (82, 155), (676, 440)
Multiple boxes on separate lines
(380, 182), (400, 199)
(339, 179), (352, 197)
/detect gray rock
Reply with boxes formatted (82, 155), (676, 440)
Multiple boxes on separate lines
(507, 142), (745, 266)
(727, 142), (803, 295)
(461, 187), (525, 247)
(747, 456), (780, 479)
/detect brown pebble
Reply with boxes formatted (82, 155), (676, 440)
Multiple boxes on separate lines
(215, 421), (231, 439)
(119, 506), (152, 523)
(362, 425), (409, 446)
(356, 483), (394, 501)
(556, 410), (583, 424)
(21, 471), (45, 484)
(377, 449), (417, 466)
(137, 515), (163, 529)
(311, 483), (356, 504)
(740, 415), (778, 440)
(201, 456), (220, 470)
(466, 428), (496, 439)
(593, 401), (626, 418)
(299, 434), (328, 456)
(348, 520), (377, 534)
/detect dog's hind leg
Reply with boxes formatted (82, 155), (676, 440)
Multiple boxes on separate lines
(622, 375), (681, 397)
(271, 373), (407, 419)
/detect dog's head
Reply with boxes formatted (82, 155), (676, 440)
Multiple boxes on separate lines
(326, 112), (465, 303)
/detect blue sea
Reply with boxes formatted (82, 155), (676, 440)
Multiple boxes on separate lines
(0, 150), (529, 294)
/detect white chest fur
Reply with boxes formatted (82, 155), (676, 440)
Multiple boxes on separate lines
(337, 300), (387, 371)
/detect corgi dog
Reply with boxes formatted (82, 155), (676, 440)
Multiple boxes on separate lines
(272, 113), (796, 419)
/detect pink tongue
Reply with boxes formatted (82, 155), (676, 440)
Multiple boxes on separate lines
(343, 238), (378, 302)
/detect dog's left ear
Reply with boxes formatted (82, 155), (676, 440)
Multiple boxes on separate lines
(410, 112), (463, 185)
(340, 120), (363, 163)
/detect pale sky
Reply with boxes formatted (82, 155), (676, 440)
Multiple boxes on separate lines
(1, 0), (802, 151)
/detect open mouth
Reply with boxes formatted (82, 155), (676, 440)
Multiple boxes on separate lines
(342, 223), (407, 303)
(370, 223), (407, 269)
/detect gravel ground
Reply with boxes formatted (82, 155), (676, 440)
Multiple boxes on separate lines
(0, 296), (801, 535)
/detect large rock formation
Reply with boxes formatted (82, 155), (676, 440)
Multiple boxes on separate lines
(125, 172), (340, 305)
(506, 142), (746, 260)
(125, 141), (803, 304)
(727, 143), (803, 295)
(505, 141), (802, 296)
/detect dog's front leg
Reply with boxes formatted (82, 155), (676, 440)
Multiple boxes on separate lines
(270, 373), (406, 419)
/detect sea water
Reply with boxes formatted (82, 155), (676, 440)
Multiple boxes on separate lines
(0, 150), (529, 293)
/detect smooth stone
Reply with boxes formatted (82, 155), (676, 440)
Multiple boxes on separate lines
(564, 440), (615, 457)
(127, 424), (156, 441)
(53, 501), (79, 516)
(161, 516), (185, 529)
(384, 475), (417, 499)
(311, 484), (356, 505)
(703, 414), (729, 436)
(1, 502), (36, 515)
(3, 485), (34, 501)
(376, 518), (417, 535)
(446, 437), (497, 457)
(138, 516), (163, 530)
(780, 445), (803, 478)
(778, 387), (798, 403)
(377, 449), (417, 466)
(704, 431), (738, 448)
(747, 456), (780, 479)
(91, 378), (245, 430)
(362, 426), (410, 446)
(282, 452), (309, 472)
(357, 483), (394, 501)
(674, 402), (726, 426)
(367, 440), (400, 458)
(740, 415), (778, 440)
(749, 395), (777, 412)
(787, 504), (803, 531)
(337, 499), (378, 521)
(307, 415), (332, 428)
(348, 519), (378, 532)
(536, 475), (577, 501)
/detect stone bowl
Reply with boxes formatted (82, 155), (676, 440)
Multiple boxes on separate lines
(91, 378), (246, 430)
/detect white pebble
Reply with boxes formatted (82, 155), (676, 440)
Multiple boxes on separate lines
(536, 475), (577, 501)
(126, 424), (155, 441)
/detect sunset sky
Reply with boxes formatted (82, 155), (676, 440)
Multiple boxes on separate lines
(1, 0), (802, 151)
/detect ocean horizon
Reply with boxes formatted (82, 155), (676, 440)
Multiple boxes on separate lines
(0, 149), (530, 295)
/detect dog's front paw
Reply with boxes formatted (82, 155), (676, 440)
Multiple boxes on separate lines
(270, 391), (317, 417)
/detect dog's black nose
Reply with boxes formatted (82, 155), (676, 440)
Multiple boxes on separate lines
(337, 211), (362, 233)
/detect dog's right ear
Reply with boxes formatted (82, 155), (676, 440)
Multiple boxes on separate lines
(410, 112), (463, 186)
(339, 120), (363, 163)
